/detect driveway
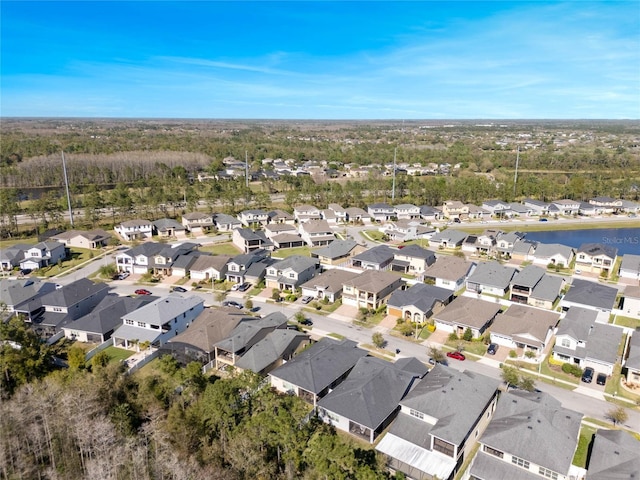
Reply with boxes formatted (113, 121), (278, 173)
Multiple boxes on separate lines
(329, 304), (359, 322)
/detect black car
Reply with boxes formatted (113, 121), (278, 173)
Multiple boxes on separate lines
(487, 343), (498, 355)
(581, 367), (594, 384)
(300, 319), (313, 326)
(596, 373), (607, 386)
(172, 286), (187, 293)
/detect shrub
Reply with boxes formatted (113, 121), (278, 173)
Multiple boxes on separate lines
(448, 332), (459, 341)
(509, 350), (517, 358)
(427, 324), (436, 332)
(561, 363), (583, 377)
(463, 327), (473, 342)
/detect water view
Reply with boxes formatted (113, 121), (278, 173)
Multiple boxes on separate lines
(523, 227), (640, 256)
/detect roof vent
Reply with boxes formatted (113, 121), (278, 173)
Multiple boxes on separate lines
(614, 451), (620, 455)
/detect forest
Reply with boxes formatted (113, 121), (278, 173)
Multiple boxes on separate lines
(0, 318), (390, 480)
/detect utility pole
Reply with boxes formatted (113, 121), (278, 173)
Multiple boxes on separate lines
(62, 151), (74, 226)
(513, 146), (520, 197)
(245, 150), (249, 188)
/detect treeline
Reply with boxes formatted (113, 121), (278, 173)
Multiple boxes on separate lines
(0, 349), (390, 480)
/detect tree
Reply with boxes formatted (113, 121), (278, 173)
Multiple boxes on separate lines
(501, 365), (520, 391)
(372, 332), (385, 349)
(463, 327), (473, 341)
(605, 406), (628, 426)
(271, 288), (282, 302)
(67, 345), (86, 370)
(429, 346), (445, 364)
(244, 299), (253, 310)
(294, 311), (306, 324)
(518, 376), (536, 392)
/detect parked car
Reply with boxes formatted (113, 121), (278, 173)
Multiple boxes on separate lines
(575, 269), (582, 275)
(301, 296), (313, 304)
(231, 283), (242, 291)
(237, 282), (251, 292)
(539, 218), (548, 222)
(487, 343), (498, 355)
(118, 272), (130, 280)
(446, 351), (466, 361)
(135, 289), (152, 295)
(226, 301), (243, 309)
(596, 373), (607, 386)
(581, 367), (594, 383)
(171, 286), (187, 293)
(300, 319), (313, 326)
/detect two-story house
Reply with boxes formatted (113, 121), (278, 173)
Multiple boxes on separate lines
(391, 244), (436, 275)
(0, 278), (57, 320)
(299, 219), (335, 247)
(238, 209), (269, 227)
(264, 255), (320, 291)
(377, 365), (501, 480)
(232, 228), (273, 253)
(469, 391), (582, 480)
(267, 209), (295, 225)
(394, 203), (421, 220)
(19, 241), (66, 271)
(149, 243), (199, 277)
(351, 245), (396, 270)
(115, 242), (166, 274)
(114, 219), (153, 241)
(181, 212), (215, 234)
(325, 203), (349, 223)
(466, 261), (518, 296)
(575, 243), (618, 277)
(213, 213), (242, 232)
(551, 199), (580, 216)
(367, 203), (396, 222)
(225, 249), (269, 284)
(552, 306), (622, 376)
(342, 270), (403, 310)
(317, 356), (425, 443)
(482, 200), (511, 218)
(495, 231), (526, 257)
(112, 293), (204, 349)
(152, 218), (187, 239)
(523, 198), (550, 216)
(293, 204), (322, 223)
(441, 200), (469, 220)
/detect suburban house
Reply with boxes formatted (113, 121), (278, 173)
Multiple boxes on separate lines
(0, 278), (57, 320)
(560, 279), (618, 313)
(181, 212), (214, 234)
(189, 255), (231, 282)
(293, 204), (322, 223)
(50, 229), (111, 249)
(466, 204), (490, 219)
(376, 365), (500, 480)
(429, 229), (468, 249)
(112, 293), (204, 349)
(579, 201), (597, 216)
(482, 200), (511, 217)
(588, 196), (623, 214)
(509, 239), (538, 263)
(490, 305), (560, 358)
(586, 430), (640, 479)
(619, 254), (640, 282)
(325, 203), (349, 223)
(311, 239), (365, 265)
(267, 209), (295, 225)
(495, 231), (526, 257)
(387, 283), (453, 323)
(507, 202), (532, 217)
(380, 219), (435, 243)
(367, 203), (396, 222)
(551, 199), (581, 216)
(421, 257), (474, 294)
(575, 243), (618, 277)
(620, 286), (640, 318)
(238, 209), (269, 227)
(213, 213), (242, 232)
(523, 198), (550, 216)
(510, 265), (553, 304)
(19, 241), (66, 271)
(168, 306), (250, 364)
(300, 269), (359, 303)
(213, 312), (288, 370)
(114, 219), (153, 241)
(531, 242), (575, 269)
(149, 243), (199, 277)
(462, 229), (501, 256)
(527, 275), (564, 309)
(32, 278), (110, 337)
(269, 338), (369, 406)
(0, 244), (31, 270)
(419, 205), (443, 222)
(115, 242), (166, 274)
(225, 249), (270, 284)
(61, 295), (154, 343)
(466, 261), (518, 296)
(351, 245), (395, 270)
(469, 391), (582, 480)
(316, 356), (425, 443)
(433, 296), (501, 339)
(441, 200), (469, 220)
(342, 270), (404, 310)
(152, 218), (187, 238)
(232, 329), (311, 375)
(232, 228), (273, 253)
(553, 306), (622, 376)
(264, 255), (319, 291)
(264, 223), (298, 240)
(391, 244), (436, 275)
(394, 204), (421, 220)
(624, 332), (640, 386)
(298, 219), (335, 247)
(345, 207), (372, 224)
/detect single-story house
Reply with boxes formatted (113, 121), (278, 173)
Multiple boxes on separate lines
(433, 296), (501, 339)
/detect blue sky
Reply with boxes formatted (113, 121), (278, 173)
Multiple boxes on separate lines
(1, 1), (639, 119)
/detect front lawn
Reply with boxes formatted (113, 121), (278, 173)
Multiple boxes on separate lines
(444, 338), (488, 356)
(611, 315), (640, 329)
(272, 246), (312, 258)
(37, 247), (96, 278)
(572, 424), (596, 468)
(199, 242), (241, 255)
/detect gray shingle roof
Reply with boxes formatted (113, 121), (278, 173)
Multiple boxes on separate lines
(169, 307), (250, 353)
(430, 229), (468, 245)
(122, 294), (204, 327)
(65, 295), (154, 336)
(491, 305), (560, 348)
(317, 356), (418, 430)
(626, 332), (640, 371)
(434, 296), (501, 330)
(620, 254), (640, 275)
(215, 312), (287, 352)
(511, 265), (545, 288)
(467, 261), (517, 289)
(577, 242), (618, 259)
(530, 275), (563, 302)
(300, 269), (359, 294)
(269, 338), (368, 394)
(587, 429), (640, 479)
(234, 329), (308, 373)
(394, 244), (436, 261)
(533, 242), (574, 261)
(563, 279), (618, 311)
(352, 245), (395, 265)
(400, 364), (500, 445)
(478, 391), (582, 475)
(387, 283), (452, 313)
(423, 256), (474, 282)
(40, 278), (109, 309)
(312, 239), (358, 259)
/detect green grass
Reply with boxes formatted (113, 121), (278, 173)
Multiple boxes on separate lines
(572, 424), (596, 468)
(445, 339), (488, 356)
(102, 346), (135, 363)
(327, 333), (346, 340)
(612, 315), (640, 329)
(37, 247), (96, 278)
(362, 230), (387, 242)
(272, 246), (312, 258)
(198, 242), (242, 255)
(0, 236), (38, 248)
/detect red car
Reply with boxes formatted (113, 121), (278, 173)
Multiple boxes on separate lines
(446, 351), (466, 361)
(135, 289), (152, 295)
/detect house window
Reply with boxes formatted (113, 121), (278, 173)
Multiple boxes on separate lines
(538, 466), (558, 479)
(409, 409), (424, 420)
(511, 456), (530, 469)
(433, 438), (455, 458)
(289, 273), (295, 278)
(561, 339), (570, 348)
(125, 319), (134, 325)
(137, 322), (146, 328)
(483, 445), (503, 458)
